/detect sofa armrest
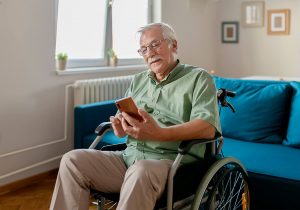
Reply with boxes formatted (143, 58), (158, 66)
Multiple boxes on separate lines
(74, 100), (117, 149)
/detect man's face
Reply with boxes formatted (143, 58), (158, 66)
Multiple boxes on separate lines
(139, 26), (177, 77)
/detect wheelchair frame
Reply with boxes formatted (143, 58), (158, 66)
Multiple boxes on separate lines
(88, 89), (251, 210)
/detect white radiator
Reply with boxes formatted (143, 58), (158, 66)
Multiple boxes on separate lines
(73, 75), (134, 106)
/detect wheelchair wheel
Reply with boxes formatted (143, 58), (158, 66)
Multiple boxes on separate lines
(191, 157), (250, 210)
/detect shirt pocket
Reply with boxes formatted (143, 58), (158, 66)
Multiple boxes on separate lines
(157, 115), (183, 127)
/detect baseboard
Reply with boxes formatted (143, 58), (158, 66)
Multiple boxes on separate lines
(0, 168), (58, 196)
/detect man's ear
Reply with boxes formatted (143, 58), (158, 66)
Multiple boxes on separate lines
(171, 39), (178, 53)
(172, 40), (178, 49)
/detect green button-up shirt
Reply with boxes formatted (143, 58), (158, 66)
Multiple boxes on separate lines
(122, 62), (221, 167)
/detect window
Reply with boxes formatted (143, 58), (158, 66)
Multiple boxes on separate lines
(56, 0), (152, 69)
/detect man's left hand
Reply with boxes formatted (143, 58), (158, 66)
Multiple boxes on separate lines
(121, 109), (162, 141)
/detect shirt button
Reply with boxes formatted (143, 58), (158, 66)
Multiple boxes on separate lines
(153, 110), (160, 115)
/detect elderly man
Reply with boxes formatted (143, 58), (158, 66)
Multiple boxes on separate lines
(50, 22), (221, 210)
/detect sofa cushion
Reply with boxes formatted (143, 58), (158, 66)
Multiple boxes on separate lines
(284, 82), (300, 148)
(222, 137), (300, 181)
(214, 78), (292, 143)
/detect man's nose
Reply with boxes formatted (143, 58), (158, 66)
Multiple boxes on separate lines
(145, 47), (156, 57)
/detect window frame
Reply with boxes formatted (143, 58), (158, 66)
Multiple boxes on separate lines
(55, 0), (153, 70)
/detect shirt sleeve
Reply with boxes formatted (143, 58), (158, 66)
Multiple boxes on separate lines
(190, 72), (222, 136)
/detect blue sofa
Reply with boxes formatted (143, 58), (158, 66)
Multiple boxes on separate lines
(214, 77), (300, 209)
(74, 77), (300, 209)
(74, 100), (126, 149)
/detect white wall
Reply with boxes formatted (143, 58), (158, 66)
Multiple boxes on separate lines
(0, 0), (142, 186)
(215, 0), (300, 77)
(161, 0), (300, 78)
(160, 0), (218, 71)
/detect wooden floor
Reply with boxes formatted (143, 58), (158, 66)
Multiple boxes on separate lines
(0, 171), (112, 210)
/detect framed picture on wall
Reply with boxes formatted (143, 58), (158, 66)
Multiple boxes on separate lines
(267, 9), (291, 35)
(241, 1), (265, 27)
(222, 22), (239, 43)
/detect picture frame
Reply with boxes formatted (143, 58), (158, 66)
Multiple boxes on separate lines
(241, 1), (265, 27)
(267, 9), (291, 35)
(222, 22), (239, 43)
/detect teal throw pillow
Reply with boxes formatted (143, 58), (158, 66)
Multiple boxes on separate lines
(215, 78), (292, 143)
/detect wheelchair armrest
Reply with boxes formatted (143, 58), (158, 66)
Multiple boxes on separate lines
(101, 143), (127, 151)
(95, 122), (112, 136)
(178, 138), (218, 155)
(89, 122), (113, 149)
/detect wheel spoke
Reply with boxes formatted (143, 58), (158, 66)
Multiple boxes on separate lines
(219, 175), (245, 209)
(209, 166), (249, 210)
(192, 158), (250, 210)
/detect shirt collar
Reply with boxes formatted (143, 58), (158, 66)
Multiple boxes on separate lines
(147, 60), (183, 85)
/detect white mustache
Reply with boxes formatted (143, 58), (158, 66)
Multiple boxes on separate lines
(148, 56), (162, 65)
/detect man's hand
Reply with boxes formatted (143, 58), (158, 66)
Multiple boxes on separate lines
(121, 109), (162, 141)
(110, 113), (127, 137)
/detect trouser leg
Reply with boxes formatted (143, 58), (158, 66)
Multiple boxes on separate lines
(50, 149), (127, 210)
(117, 159), (172, 210)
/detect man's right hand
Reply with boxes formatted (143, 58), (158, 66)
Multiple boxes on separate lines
(110, 113), (127, 137)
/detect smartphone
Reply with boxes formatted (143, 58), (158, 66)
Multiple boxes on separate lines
(115, 97), (143, 121)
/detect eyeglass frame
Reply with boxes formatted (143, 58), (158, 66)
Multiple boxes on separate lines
(137, 39), (168, 56)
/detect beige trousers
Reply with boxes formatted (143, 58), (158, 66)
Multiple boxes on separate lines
(50, 149), (172, 210)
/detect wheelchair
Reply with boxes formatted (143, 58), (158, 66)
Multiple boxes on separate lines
(88, 89), (251, 210)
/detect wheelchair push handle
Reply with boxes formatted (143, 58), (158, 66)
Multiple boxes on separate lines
(217, 88), (236, 113)
(225, 90), (236, 97)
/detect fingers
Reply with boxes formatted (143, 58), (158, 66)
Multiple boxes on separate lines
(121, 117), (130, 128)
(115, 113), (123, 121)
(122, 112), (139, 126)
(109, 116), (116, 122)
(138, 109), (149, 121)
(120, 109), (156, 140)
(110, 115), (126, 137)
(110, 113), (123, 123)
(110, 116), (119, 125)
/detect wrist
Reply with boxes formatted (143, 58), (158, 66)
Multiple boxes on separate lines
(158, 127), (172, 141)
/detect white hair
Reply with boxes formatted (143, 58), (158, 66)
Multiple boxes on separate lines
(136, 22), (177, 44)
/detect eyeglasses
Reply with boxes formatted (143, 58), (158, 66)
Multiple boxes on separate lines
(137, 39), (166, 56)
